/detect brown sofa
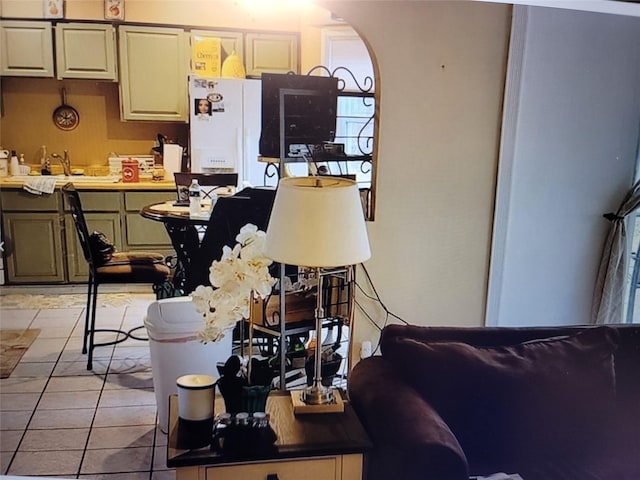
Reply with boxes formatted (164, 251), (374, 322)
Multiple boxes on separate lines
(348, 324), (640, 480)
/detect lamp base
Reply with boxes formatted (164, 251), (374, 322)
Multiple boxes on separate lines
(291, 389), (345, 414)
(302, 384), (334, 405)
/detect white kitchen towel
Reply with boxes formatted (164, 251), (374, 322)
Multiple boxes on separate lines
(23, 177), (57, 195)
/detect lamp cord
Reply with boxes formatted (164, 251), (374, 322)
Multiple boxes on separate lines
(354, 264), (409, 355)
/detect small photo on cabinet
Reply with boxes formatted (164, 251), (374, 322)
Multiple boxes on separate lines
(44, 0), (63, 19)
(105, 0), (124, 20)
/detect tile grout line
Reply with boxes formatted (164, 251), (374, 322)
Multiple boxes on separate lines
(77, 304), (159, 478)
(5, 307), (89, 477)
(74, 342), (110, 478)
(2, 296), (164, 478)
(77, 304), (135, 478)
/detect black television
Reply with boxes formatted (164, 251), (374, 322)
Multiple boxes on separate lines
(259, 73), (339, 160)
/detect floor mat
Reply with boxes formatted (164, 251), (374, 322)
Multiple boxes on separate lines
(0, 329), (41, 378)
(0, 293), (155, 309)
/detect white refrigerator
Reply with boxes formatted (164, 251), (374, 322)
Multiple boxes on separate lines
(188, 76), (264, 187)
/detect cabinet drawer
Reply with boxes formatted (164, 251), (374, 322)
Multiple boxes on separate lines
(1, 191), (60, 211)
(124, 192), (174, 211)
(125, 213), (171, 247)
(206, 457), (338, 480)
(63, 191), (120, 212)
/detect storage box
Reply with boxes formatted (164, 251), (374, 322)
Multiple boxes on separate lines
(250, 292), (316, 327)
(108, 155), (154, 176)
(251, 275), (350, 328)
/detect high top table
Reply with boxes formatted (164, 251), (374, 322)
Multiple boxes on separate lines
(167, 392), (372, 480)
(140, 201), (211, 293)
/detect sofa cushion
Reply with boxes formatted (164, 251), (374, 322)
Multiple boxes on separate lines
(383, 327), (618, 475)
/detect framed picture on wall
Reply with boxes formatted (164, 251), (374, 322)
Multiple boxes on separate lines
(105, 0), (124, 20)
(43, 0), (63, 19)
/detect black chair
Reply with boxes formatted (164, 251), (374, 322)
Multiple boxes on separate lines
(196, 186), (278, 288)
(62, 183), (170, 370)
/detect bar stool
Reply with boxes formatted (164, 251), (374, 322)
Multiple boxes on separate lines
(62, 183), (171, 370)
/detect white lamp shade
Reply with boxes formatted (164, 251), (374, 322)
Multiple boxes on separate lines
(265, 176), (371, 267)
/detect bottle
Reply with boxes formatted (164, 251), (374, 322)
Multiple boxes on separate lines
(9, 150), (19, 176)
(42, 158), (52, 175)
(189, 178), (201, 216)
(0, 149), (9, 177)
(40, 145), (51, 175)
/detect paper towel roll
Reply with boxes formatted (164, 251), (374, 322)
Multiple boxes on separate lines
(163, 144), (183, 176)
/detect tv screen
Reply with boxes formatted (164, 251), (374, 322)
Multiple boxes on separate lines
(259, 73), (339, 160)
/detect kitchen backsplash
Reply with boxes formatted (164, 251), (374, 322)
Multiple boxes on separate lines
(0, 77), (189, 168)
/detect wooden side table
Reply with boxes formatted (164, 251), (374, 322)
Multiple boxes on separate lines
(167, 392), (372, 480)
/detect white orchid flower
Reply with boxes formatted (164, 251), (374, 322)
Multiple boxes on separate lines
(192, 223), (275, 343)
(236, 223), (259, 245)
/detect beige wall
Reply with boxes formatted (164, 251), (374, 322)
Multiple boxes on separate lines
(319, 1), (511, 351)
(1, 0), (329, 31)
(0, 77), (189, 166)
(1, 0), (511, 352)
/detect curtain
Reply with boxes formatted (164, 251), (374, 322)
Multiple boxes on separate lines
(592, 178), (640, 324)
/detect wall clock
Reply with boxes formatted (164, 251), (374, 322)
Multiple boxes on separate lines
(52, 88), (80, 131)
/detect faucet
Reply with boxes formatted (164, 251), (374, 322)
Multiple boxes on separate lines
(51, 150), (72, 176)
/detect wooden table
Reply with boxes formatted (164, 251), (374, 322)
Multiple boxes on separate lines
(167, 392), (372, 479)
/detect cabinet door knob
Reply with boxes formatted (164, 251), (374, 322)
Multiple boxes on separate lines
(266, 474), (279, 480)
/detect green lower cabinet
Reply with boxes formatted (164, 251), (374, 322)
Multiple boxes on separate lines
(123, 191), (174, 253)
(125, 212), (171, 248)
(3, 212), (65, 283)
(1, 188), (174, 284)
(65, 213), (122, 282)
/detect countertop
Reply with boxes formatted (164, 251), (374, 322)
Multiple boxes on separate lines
(0, 176), (176, 191)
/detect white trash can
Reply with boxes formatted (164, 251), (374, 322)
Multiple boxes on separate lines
(144, 296), (233, 433)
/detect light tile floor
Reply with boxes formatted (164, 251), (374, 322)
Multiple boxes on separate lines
(0, 290), (174, 479)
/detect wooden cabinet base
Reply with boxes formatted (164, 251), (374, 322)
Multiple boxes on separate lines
(176, 455), (363, 480)
(168, 393), (371, 480)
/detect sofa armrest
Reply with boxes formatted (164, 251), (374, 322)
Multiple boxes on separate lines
(348, 356), (468, 480)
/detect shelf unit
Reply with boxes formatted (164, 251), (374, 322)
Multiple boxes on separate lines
(246, 267), (353, 390)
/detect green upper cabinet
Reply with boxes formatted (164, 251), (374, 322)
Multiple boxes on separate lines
(245, 32), (299, 77)
(55, 23), (117, 81)
(118, 25), (189, 122)
(0, 20), (54, 77)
